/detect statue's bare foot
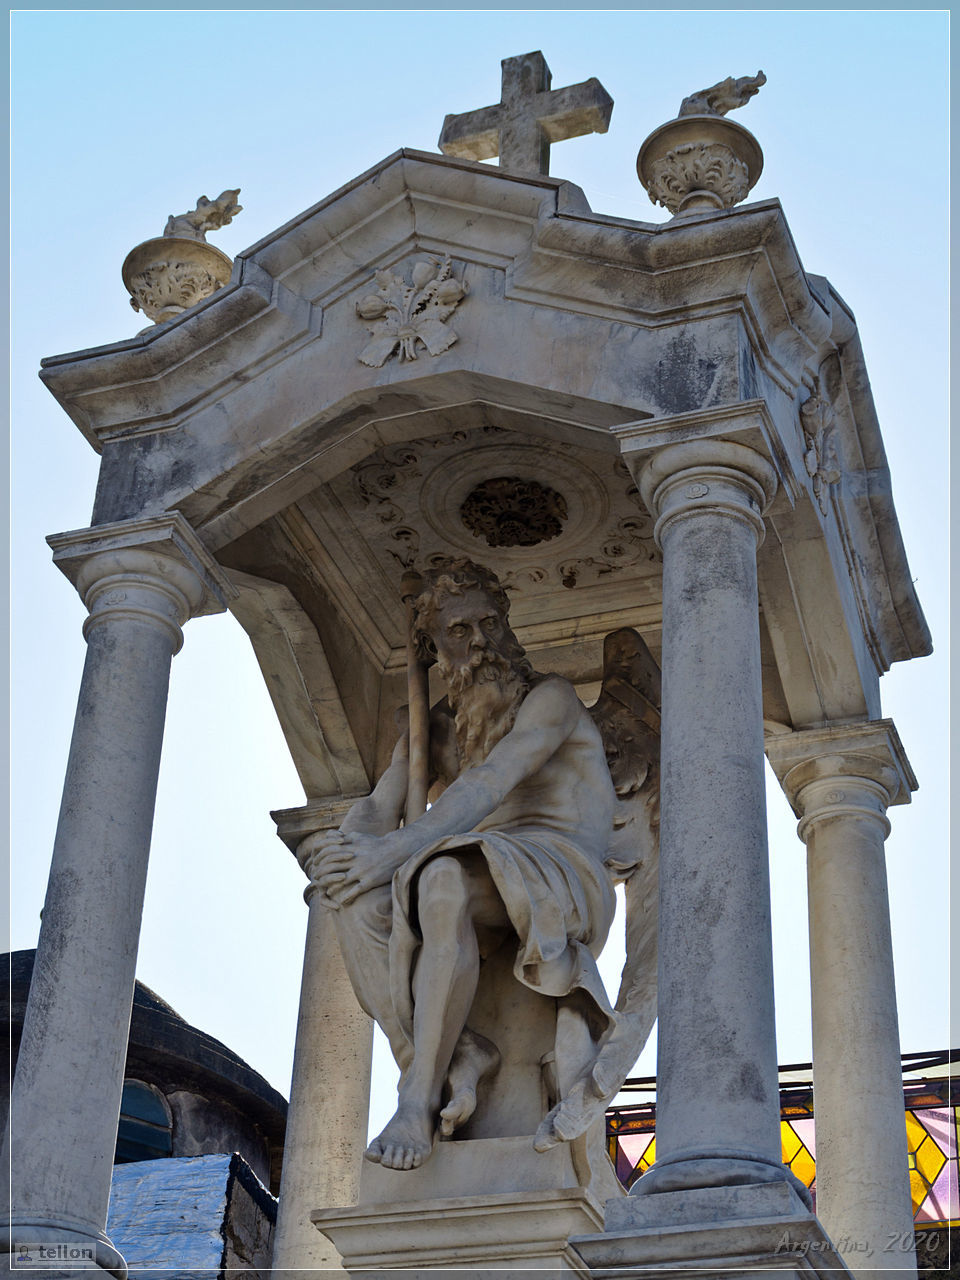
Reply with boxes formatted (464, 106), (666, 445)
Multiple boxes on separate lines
(364, 1105), (435, 1170)
(439, 1029), (500, 1137)
(533, 1072), (606, 1152)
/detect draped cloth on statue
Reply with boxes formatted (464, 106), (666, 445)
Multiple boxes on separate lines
(334, 826), (617, 1075)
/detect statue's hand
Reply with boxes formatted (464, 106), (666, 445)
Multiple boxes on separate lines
(297, 828), (347, 881)
(324, 830), (411, 907)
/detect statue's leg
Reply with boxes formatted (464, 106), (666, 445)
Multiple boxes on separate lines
(332, 884), (413, 1073)
(365, 850), (508, 1171)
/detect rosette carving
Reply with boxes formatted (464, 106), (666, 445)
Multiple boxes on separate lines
(460, 477), (568, 548)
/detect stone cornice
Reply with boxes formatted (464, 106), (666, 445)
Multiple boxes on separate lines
(765, 718), (917, 815)
(38, 150), (827, 450)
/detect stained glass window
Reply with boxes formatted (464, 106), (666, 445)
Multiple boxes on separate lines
(606, 1051), (958, 1233)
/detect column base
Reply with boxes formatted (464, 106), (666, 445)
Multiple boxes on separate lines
(0, 1218), (126, 1279)
(631, 1151), (813, 1208)
(571, 1181), (852, 1279)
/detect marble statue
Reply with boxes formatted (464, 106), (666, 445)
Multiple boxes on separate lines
(299, 558), (659, 1173)
(678, 71), (766, 118)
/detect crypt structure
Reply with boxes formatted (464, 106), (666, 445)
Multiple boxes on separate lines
(4, 53), (931, 1280)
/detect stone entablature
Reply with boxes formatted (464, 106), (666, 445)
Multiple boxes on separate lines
(35, 147), (929, 784)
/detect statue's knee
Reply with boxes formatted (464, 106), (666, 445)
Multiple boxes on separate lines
(417, 855), (471, 919)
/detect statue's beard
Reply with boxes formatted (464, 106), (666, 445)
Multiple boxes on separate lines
(438, 647), (531, 769)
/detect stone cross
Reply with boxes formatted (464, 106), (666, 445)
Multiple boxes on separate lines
(438, 51), (613, 176)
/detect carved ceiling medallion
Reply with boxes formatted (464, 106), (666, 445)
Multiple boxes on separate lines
(460, 477), (568, 548)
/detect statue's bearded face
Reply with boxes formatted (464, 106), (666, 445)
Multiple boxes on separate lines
(430, 589), (530, 767)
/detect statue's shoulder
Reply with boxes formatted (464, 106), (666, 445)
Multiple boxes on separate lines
(523, 672), (588, 722)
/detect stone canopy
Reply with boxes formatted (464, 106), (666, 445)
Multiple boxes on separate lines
(37, 146), (930, 803)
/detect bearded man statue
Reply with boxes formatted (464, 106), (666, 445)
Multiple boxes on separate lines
(300, 558), (623, 1174)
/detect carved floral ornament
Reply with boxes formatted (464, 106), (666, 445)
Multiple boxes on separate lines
(643, 142), (751, 215)
(356, 256), (467, 367)
(800, 383), (842, 516)
(348, 436), (659, 585)
(460, 478), (568, 548)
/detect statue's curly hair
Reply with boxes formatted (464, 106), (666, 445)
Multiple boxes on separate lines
(411, 558), (514, 665)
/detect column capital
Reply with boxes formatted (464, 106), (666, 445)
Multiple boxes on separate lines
(47, 513), (236, 651)
(614, 399), (803, 509)
(766, 718), (917, 838)
(272, 795), (368, 903)
(637, 438), (779, 550)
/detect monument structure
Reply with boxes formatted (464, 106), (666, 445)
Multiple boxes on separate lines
(4, 52), (930, 1280)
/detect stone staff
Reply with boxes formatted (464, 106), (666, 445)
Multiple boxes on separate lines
(401, 569), (430, 820)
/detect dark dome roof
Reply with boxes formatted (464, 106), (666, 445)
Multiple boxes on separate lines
(5, 950), (287, 1188)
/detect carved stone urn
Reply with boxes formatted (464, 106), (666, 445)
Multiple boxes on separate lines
(636, 114), (763, 217)
(122, 188), (241, 326)
(122, 237), (234, 325)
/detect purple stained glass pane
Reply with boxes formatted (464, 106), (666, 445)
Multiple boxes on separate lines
(914, 1107), (955, 1153)
(916, 1144), (959, 1224)
(616, 1133), (652, 1183)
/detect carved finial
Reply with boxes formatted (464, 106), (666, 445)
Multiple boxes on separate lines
(122, 187), (242, 327)
(636, 77), (765, 218)
(678, 71), (766, 119)
(163, 189), (242, 242)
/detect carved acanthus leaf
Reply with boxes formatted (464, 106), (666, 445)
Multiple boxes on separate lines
(128, 262), (226, 321)
(644, 142), (751, 215)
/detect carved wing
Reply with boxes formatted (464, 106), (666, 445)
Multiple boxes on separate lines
(534, 631), (660, 1156)
(586, 627), (661, 1093)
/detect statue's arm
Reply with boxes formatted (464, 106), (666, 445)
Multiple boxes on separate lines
(407, 677), (578, 843)
(341, 735), (409, 837)
(321, 679), (580, 905)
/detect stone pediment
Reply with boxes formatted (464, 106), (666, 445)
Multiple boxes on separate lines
(37, 146), (930, 793)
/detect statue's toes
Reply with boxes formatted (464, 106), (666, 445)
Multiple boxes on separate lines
(363, 1138), (384, 1164)
(533, 1111), (560, 1152)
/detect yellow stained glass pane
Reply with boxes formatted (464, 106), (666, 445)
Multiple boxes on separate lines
(639, 1137), (656, 1171)
(914, 1135), (946, 1186)
(790, 1146), (817, 1189)
(906, 1111), (927, 1155)
(909, 1168), (927, 1215)
(780, 1121), (802, 1163)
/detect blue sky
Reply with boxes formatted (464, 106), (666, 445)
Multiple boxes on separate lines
(10, 11), (950, 1126)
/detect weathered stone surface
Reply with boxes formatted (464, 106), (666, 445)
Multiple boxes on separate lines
(439, 51), (612, 175)
(767, 722), (918, 1279)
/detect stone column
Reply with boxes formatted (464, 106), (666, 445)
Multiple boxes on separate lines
(2, 515), (231, 1278)
(630, 439), (800, 1198)
(271, 802), (374, 1274)
(767, 722), (917, 1278)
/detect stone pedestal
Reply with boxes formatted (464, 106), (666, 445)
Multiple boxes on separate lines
(572, 1181), (853, 1279)
(1, 516), (231, 1279)
(767, 722), (918, 1280)
(313, 1137), (602, 1278)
